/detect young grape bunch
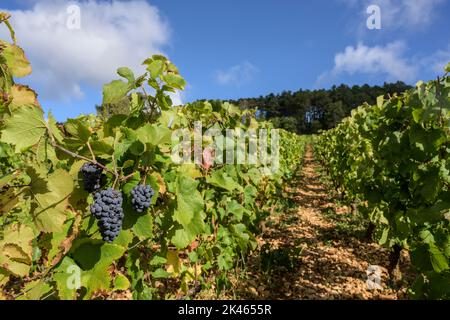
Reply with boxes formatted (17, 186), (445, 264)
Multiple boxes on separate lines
(80, 162), (103, 193)
(131, 184), (154, 213)
(90, 188), (124, 243)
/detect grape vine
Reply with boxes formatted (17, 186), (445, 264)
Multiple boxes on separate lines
(0, 12), (306, 300)
(316, 67), (450, 299)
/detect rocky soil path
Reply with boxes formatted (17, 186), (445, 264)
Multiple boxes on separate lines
(228, 145), (412, 300)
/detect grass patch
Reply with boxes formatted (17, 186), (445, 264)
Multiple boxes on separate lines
(321, 206), (368, 240)
(259, 243), (303, 273)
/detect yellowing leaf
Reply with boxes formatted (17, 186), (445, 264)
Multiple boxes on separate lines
(0, 41), (31, 77)
(178, 164), (202, 179)
(0, 223), (35, 276)
(81, 265), (111, 299)
(10, 84), (39, 110)
(17, 280), (52, 300)
(30, 169), (73, 233)
(166, 249), (180, 276)
(113, 273), (130, 291)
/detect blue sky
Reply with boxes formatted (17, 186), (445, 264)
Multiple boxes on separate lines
(1, 0), (449, 121)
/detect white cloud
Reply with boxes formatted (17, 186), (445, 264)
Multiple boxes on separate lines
(420, 44), (450, 74)
(339, 0), (446, 30)
(215, 61), (258, 86)
(317, 41), (418, 84)
(0, 0), (172, 102)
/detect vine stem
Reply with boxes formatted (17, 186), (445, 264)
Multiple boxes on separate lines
(51, 142), (116, 177)
(8, 184), (30, 188)
(142, 85), (158, 120)
(121, 172), (136, 182)
(111, 154), (119, 189)
(50, 140), (137, 185)
(41, 291), (55, 300)
(127, 236), (151, 251)
(86, 141), (96, 162)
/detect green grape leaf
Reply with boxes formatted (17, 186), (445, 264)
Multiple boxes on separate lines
(71, 239), (125, 271)
(151, 268), (171, 279)
(163, 73), (186, 90)
(173, 174), (203, 228)
(227, 200), (245, 221)
(47, 112), (64, 143)
(206, 169), (243, 192)
(136, 124), (172, 146)
(29, 169), (73, 233)
(132, 212), (153, 240)
(1, 105), (47, 152)
(171, 228), (191, 249)
(89, 139), (114, 156)
(114, 128), (137, 161)
(429, 243), (449, 273)
(53, 257), (79, 300)
(46, 219), (73, 266)
(102, 79), (130, 105)
(113, 229), (134, 248)
(114, 273), (130, 291)
(117, 67), (135, 83)
(147, 60), (164, 79)
(81, 265), (111, 299)
(17, 280), (52, 300)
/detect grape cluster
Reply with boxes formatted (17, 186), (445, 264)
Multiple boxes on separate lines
(90, 188), (124, 242)
(80, 163), (103, 193)
(131, 184), (154, 213)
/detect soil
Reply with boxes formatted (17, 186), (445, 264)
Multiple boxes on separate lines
(205, 145), (413, 300)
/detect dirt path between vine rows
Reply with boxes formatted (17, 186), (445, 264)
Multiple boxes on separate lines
(225, 145), (412, 300)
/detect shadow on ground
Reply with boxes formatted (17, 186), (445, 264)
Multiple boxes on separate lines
(225, 145), (412, 300)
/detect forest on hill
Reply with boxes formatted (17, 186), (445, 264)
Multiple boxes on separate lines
(228, 82), (412, 133)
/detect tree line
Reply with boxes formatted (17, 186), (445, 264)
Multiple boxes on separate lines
(227, 81), (412, 134)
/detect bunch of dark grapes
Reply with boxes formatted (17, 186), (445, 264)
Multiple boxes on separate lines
(90, 188), (124, 242)
(80, 163), (103, 193)
(131, 184), (154, 213)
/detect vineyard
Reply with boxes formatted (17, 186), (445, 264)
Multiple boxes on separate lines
(315, 71), (450, 299)
(0, 12), (449, 300)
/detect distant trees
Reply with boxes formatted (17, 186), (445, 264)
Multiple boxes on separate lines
(96, 96), (131, 120)
(229, 81), (412, 133)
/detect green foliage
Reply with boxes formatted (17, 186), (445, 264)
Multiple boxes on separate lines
(0, 13), (306, 300)
(316, 67), (450, 299)
(229, 83), (412, 134)
(96, 96), (131, 120)
(260, 243), (302, 272)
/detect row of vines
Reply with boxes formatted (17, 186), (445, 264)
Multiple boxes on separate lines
(0, 12), (306, 299)
(316, 64), (450, 299)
